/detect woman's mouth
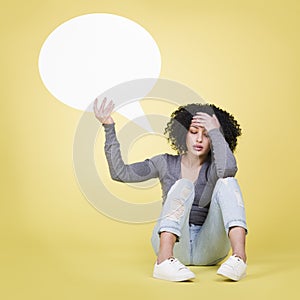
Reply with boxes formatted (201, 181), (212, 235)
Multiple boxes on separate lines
(193, 145), (203, 151)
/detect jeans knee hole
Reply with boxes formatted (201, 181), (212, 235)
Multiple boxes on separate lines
(165, 199), (185, 221)
(180, 186), (192, 199)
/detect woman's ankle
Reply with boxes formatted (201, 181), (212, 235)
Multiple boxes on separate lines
(232, 252), (247, 263)
(157, 253), (173, 264)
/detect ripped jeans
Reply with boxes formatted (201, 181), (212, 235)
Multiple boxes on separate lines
(151, 178), (248, 266)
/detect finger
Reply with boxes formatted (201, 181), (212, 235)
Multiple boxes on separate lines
(212, 114), (219, 121)
(195, 112), (210, 117)
(191, 120), (205, 128)
(212, 114), (220, 124)
(193, 113), (210, 119)
(94, 98), (103, 116)
(107, 99), (114, 110)
(192, 116), (203, 121)
(192, 117), (204, 123)
(192, 119), (202, 123)
(105, 100), (114, 115)
(109, 102), (115, 114)
(104, 100), (113, 114)
(93, 98), (98, 113)
(191, 120), (199, 126)
(193, 117), (207, 124)
(99, 97), (107, 112)
(193, 117), (206, 124)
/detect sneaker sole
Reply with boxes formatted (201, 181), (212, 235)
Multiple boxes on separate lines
(216, 270), (246, 281)
(153, 273), (195, 282)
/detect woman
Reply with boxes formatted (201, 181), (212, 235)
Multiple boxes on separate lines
(94, 97), (248, 282)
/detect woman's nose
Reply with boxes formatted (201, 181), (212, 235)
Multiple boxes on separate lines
(196, 132), (203, 142)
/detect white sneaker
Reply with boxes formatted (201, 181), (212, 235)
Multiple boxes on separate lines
(217, 255), (247, 281)
(153, 257), (195, 282)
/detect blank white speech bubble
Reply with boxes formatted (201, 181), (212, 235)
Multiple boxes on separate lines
(38, 13), (161, 129)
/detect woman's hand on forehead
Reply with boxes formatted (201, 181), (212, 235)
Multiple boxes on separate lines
(191, 112), (220, 132)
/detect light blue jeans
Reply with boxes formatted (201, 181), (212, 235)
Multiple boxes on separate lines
(151, 178), (248, 266)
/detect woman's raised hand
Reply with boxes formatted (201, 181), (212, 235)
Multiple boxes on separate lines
(191, 112), (220, 132)
(94, 97), (115, 124)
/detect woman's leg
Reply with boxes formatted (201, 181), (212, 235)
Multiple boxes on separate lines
(228, 226), (247, 262)
(191, 177), (248, 266)
(151, 178), (195, 266)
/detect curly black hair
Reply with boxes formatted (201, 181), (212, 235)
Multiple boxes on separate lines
(164, 103), (242, 154)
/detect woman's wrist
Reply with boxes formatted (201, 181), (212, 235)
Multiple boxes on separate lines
(100, 116), (114, 125)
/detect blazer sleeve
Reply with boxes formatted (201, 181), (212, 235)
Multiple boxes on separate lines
(207, 128), (238, 178)
(103, 123), (162, 182)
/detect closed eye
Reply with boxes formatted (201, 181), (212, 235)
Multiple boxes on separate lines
(189, 129), (198, 134)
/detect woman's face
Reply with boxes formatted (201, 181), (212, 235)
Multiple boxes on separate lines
(185, 124), (211, 158)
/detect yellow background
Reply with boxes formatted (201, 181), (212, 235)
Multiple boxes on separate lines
(1, 0), (299, 299)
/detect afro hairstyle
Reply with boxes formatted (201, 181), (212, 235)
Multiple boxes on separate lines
(164, 103), (242, 154)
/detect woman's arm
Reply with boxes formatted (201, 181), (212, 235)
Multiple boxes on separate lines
(103, 123), (160, 182)
(192, 112), (237, 178)
(94, 98), (160, 182)
(207, 128), (237, 177)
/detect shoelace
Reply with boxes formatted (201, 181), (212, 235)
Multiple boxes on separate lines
(168, 257), (187, 270)
(232, 254), (246, 264)
(224, 255), (244, 268)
